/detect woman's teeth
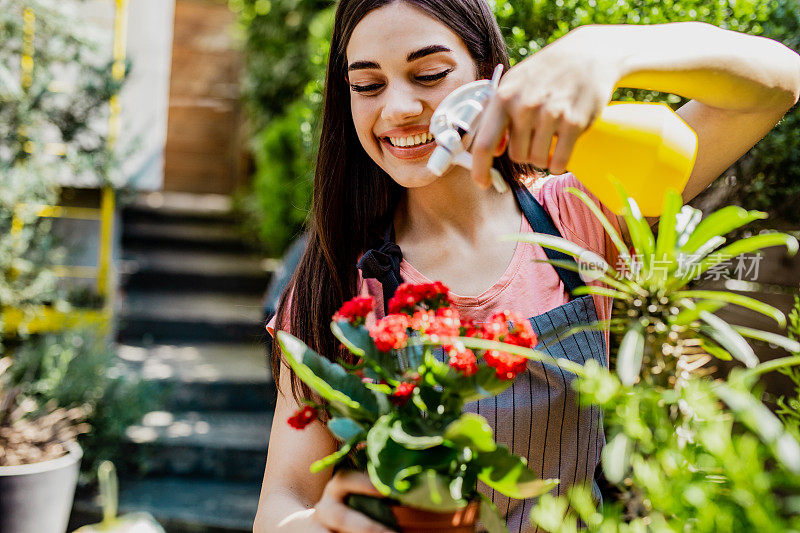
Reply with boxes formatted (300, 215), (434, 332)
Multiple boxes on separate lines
(387, 132), (433, 147)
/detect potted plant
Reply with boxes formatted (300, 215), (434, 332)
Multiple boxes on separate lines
(511, 187), (800, 531)
(0, 356), (88, 533)
(277, 282), (572, 532)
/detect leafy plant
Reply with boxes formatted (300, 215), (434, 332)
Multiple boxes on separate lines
(6, 330), (157, 478)
(0, 355), (88, 466)
(277, 282), (578, 530)
(514, 188), (800, 531)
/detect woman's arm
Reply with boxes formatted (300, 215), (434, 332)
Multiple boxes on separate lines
(254, 364), (337, 531)
(254, 362), (391, 533)
(471, 20), (800, 200)
(581, 21), (800, 206)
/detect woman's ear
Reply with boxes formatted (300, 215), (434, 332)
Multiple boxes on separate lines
(493, 130), (509, 157)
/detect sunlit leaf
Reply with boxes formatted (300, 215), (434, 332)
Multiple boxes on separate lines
(681, 206), (767, 255)
(565, 186), (631, 266)
(674, 290), (786, 328)
(477, 445), (558, 499)
(698, 312), (758, 368)
(602, 432), (631, 484)
(617, 322), (644, 386)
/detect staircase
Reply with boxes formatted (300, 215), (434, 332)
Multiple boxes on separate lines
(70, 192), (277, 532)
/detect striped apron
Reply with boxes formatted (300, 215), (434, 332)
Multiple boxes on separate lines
(358, 179), (607, 533)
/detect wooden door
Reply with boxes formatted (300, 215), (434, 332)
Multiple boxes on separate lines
(164, 0), (245, 194)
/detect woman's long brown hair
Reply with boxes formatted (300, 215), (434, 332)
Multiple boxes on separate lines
(271, 0), (536, 404)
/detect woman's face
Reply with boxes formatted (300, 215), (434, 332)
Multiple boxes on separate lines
(346, 2), (479, 188)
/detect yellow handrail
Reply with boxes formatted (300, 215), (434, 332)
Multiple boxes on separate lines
(3, 0), (130, 337)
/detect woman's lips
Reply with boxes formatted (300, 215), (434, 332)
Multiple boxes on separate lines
(379, 136), (436, 160)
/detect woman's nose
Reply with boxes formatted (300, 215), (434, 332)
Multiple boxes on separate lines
(380, 84), (424, 123)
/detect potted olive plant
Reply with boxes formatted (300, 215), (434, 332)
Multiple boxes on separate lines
(0, 356), (88, 533)
(513, 187), (800, 531)
(277, 282), (570, 532)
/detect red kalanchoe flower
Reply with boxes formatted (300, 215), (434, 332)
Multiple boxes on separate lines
(505, 315), (537, 349)
(483, 312), (511, 340)
(410, 309), (435, 332)
(391, 381), (417, 406)
(388, 282), (451, 314)
(333, 296), (374, 325)
(484, 349), (527, 380)
(448, 346), (478, 376)
(460, 318), (485, 338)
(369, 314), (410, 352)
(287, 405), (317, 429)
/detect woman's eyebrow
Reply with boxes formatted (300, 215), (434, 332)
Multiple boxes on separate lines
(347, 44), (453, 72)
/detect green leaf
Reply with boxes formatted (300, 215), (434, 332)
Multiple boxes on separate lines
(654, 188), (683, 262)
(459, 365), (515, 403)
(681, 206), (767, 255)
(602, 432), (631, 484)
(277, 331), (378, 417)
(617, 322), (644, 386)
(444, 413), (497, 453)
(674, 290), (786, 328)
(332, 320), (399, 375)
(503, 233), (612, 274)
(671, 300), (727, 326)
(532, 258), (637, 295)
(328, 418), (365, 442)
(479, 494), (509, 533)
(698, 336), (733, 361)
(310, 441), (352, 473)
(476, 445), (558, 499)
(698, 312), (758, 368)
(565, 186), (631, 266)
(715, 383), (800, 474)
(395, 470), (468, 512)
(615, 185), (654, 269)
(571, 284), (631, 301)
(390, 419), (444, 450)
(675, 233), (799, 288)
(732, 326), (800, 354)
(367, 415), (458, 497)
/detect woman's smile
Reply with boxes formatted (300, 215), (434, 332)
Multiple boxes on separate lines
(379, 132), (436, 160)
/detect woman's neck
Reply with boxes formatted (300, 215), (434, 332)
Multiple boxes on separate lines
(394, 166), (520, 245)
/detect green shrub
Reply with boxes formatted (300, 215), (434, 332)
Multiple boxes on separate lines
(7, 330), (158, 479)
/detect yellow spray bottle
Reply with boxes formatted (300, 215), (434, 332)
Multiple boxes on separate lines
(552, 101), (698, 216)
(428, 65), (698, 216)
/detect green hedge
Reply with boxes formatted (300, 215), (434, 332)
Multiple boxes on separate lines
(235, 0), (800, 255)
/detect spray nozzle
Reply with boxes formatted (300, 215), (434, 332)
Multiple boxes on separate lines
(427, 64), (507, 193)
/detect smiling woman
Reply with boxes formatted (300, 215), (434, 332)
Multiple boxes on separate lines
(255, 0), (800, 531)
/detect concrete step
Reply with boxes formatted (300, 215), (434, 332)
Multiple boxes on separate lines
(116, 342), (276, 412)
(118, 292), (266, 344)
(124, 190), (238, 224)
(122, 220), (258, 253)
(120, 249), (278, 294)
(123, 410), (271, 482)
(70, 476), (262, 532)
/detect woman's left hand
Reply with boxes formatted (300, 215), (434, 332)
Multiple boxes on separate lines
(471, 27), (621, 188)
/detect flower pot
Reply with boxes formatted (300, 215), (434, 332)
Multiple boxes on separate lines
(0, 442), (82, 533)
(390, 501), (480, 533)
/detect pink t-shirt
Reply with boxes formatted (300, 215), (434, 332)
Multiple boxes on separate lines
(267, 172), (621, 354)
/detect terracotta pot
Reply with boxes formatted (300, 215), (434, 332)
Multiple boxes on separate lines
(390, 500), (480, 533)
(0, 442), (82, 533)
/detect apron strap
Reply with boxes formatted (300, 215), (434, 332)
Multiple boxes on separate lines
(509, 178), (586, 296)
(358, 177), (586, 314)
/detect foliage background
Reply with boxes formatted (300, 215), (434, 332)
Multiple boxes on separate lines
(231, 0), (800, 256)
(1, 0), (149, 479)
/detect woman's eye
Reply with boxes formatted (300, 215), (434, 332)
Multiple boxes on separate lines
(416, 69), (452, 82)
(350, 83), (384, 93)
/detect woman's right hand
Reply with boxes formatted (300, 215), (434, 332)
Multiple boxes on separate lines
(312, 470), (394, 533)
